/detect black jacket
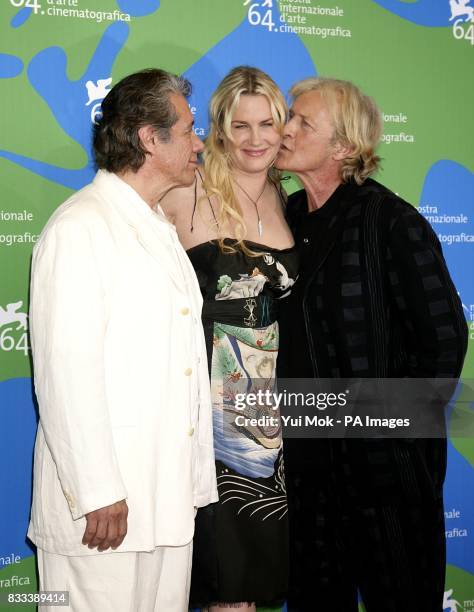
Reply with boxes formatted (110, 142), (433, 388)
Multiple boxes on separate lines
(282, 178), (467, 379)
(280, 179), (468, 503)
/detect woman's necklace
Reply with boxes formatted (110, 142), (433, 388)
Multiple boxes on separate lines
(233, 178), (268, 237)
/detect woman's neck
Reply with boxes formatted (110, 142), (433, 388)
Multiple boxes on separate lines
(231, 169), (269, 199)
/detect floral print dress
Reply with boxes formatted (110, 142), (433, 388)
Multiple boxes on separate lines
(187, 238), (298, 607)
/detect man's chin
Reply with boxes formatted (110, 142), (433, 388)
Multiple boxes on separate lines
(179, 169), (197, 187)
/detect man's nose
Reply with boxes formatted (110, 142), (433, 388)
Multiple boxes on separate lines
(192, 131), (204, 153)
(283, 117), (296, 138)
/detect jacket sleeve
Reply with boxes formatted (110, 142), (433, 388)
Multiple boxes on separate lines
(385, 201), (468, 378)
(30, 214), (127, 519)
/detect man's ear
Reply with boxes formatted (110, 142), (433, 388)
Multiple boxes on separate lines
(332, 141), (354, 162)
(138, 125), (158, 155)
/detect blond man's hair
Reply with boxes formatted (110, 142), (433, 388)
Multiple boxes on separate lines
(291, 77), (382, 184)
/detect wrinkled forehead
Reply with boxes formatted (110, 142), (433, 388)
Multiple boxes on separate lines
(291, 90), (337, 124)
(292, 90), (329, 116)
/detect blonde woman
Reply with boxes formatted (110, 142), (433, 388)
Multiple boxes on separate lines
(161, 66), (297, 611)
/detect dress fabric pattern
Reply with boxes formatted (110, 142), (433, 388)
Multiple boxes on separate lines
(187, 238), (298, 607)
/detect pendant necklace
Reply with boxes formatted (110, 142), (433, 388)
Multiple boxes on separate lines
(233, 178), (267, 237)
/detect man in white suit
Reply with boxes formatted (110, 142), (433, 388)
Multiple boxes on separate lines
(28, 68), (218, 611)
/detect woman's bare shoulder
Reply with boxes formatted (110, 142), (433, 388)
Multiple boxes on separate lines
(159, 182), (195, 223)
(160, 168), (210, 222)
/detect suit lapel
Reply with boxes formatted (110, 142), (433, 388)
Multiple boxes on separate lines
(93, 171), (188, 294)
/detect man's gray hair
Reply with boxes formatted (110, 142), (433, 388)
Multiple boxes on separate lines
(93, 68), (192, 173)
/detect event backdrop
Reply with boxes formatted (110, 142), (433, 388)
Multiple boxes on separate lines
(0, 0), (473, 610)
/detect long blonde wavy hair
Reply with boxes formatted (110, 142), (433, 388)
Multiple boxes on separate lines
(202, 66), (287, 255)
(291, 77), (382, 185)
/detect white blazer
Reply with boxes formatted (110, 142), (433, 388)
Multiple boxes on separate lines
(28, 170), (218, 555)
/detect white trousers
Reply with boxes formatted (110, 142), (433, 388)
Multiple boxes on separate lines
(37, 542), (193, 612)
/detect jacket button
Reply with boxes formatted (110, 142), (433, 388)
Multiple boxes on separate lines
(303, 237), (309, 244)
(184, 368), (192, 376)
(180, 307), (190, 315)
(188, 427), (195, 436)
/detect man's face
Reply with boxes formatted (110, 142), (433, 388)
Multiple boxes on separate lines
(154, 93), (204, 187)
(275, 90), (338, 175)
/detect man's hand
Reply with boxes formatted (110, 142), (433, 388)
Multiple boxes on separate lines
(82, 500), (128, 552)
